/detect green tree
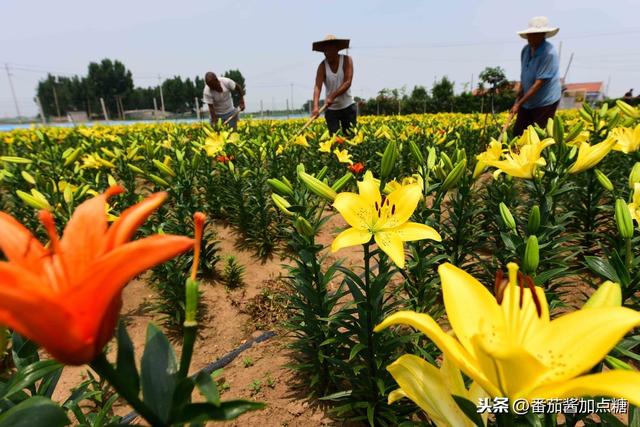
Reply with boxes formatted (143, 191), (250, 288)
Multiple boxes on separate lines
(86, 59), (134, 118)
(432, 77), (454, 112)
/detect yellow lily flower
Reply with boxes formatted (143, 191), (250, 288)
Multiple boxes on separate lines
(473, 139), (503, 178)
(485, 139), (554, 179)
(387, 354), (488, 427)
(348, 131), (365, 145)
(375, 124), (393, 140)
(376, 262), (640, 404)
(332, 171), (441, 268)
(384, 175), (424, 195)
(333, 148), (353, 165)
(318, 139), (333, 153)
(628, 183), (640, 226)
(293, 135), (310, 148)
(568, 137), (616, 174)
(612, 125), (640, 154)
(203, 130), (239, 157)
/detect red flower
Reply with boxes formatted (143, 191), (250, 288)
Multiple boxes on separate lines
(348, 162), (365, 174)
(0, 186), (193, 364)
(335, 136), (346, 145)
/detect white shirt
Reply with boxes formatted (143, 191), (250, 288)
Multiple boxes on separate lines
(324, 55), (354, 110)
(203, 77), (236, 115)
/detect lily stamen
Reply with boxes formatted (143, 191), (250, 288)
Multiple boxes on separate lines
(494, 269), (507, 304)
(524, 274), (543, 318)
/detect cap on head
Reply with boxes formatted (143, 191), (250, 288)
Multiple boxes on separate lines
(517, 16), (559, 39)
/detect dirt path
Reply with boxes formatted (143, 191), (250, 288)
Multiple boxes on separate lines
(52, 215), (360, 426)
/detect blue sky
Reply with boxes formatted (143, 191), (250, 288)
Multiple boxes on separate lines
(1, 0), (639, 117)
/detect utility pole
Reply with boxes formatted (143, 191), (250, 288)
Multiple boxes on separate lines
(563, 53), (574, 83)
(260, 100), (263, 118)
(4, 63), (22, 123)
(290, 83), (294, 113)
(195, 97), (201, 120)
(158, 75), (165, 113)
(286, 99), (289, 119)
(35, 96), (46, 124)
(52, 76), (61, 117)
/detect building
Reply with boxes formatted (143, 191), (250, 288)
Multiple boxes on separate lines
(562, 82), (605, 103)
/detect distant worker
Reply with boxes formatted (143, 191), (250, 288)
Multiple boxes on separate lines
(312, 35), (356, 135)
(203, 72), (245, 130)
(624, 89), (634, 99)
(511, 17), (561, 136)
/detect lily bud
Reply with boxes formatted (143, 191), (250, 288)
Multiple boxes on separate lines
(565, 122), (585, 143)
(552, 117), (564, 145)
(427, 147), (437, 170)
(271, 193), (294, 216)
(298, 170), (337, 202)
(148, 173), (170, 187)
(294, 216), (314, 237)
(267, 178), (294, 197)
(21, 170), (36, 185)
(441, 152), (454, 171)
(594, 169), (614, 192)
(583, 281), (622, 309)
(127, 163), (145, 174)
(605, 355), (635, 371)
(499, 202), (516, 231)
(628, 162), (640, 188)
(316, 165), (329, 181)
(615, 198), (634, 239)
(546, 118), (554, 138)
(380, 140), (398, 178)
(527, 205), (541, 235)
(408, 140), (424, 165)
(616, 99), (640, 119)
(523, 235), (539, 275)
(441, 159), (466, 191)
(152, 159), (176, 177)
(16, 189), (52, 210)
(331, 172), (353, 192)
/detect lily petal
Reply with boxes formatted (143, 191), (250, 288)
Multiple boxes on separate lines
(331, 228), (371, 253)
(531, 307), (640, 386)
(384, 183), (422, 226)
(374, 311), (501, 397)
(439, 263), (503, 358)
(374, 230), (405, 268)
(356, 172), (381, 208)
(103, 192), (167, 250)
(393, 222), (442, 242)
(528, 370), (640, 407)
(387, 354), (474, 427)
(0, 212), (47, 273)
(333, 193), (373, 230)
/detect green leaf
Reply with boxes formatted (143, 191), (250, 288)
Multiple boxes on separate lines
(115, 322), (139, 395)
(0, 360), (62, 400)
(11, 333), (39, 369)
(599, 412), (626, 427)
(349, 343), (365, 361)
(630, 405), (640, 427)
(175, 401), (265, 422)
(0, 396), (69, 427)
(195, 371), (220, 406)
(140, 324), (178, 424)
(585, 256), (620, 283)
(452, 395), (484, 427)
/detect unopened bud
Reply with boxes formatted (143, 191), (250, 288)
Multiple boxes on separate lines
(298, 170), (337, 202)
(441, 159), (466, 191)
(331, 172), (353, 192)
(294, 216), (314, 237)
(499, 202), (516, 231)
(184, 278), (199, 327)
(565, 122), (585, 143)
(615, 198), (634, 239)
(523, 235), (539, 275)
(629, 162), (640, 188)
(271, 193), (294, 216)
(594, 169), (614, 192)
(380, 140), (398, 178)
(316, 166), (329, 181)
(427, 147), (437, 170)
(553, 116), (564, 145)
(408, 140), (424, 165)
(605, 355), (635, 371)
(267, 178), (294, 197)
(527, 205), (541, 235)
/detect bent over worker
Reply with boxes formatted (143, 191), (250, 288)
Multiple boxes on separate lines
(511, 17), (562, 136)
(312, 35), (356, 135)
(203, 71), (245, 130)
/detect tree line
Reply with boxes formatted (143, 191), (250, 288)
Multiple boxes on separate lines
(36, 59), (245, 119)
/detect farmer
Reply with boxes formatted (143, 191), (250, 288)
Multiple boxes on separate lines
(312, 35), (356, 135)
(203, 71), (245, 130)
(511, 17), (561, 136)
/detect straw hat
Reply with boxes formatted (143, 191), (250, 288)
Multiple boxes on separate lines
(312, 35), (350, 52)
(517, 16), (559, 39)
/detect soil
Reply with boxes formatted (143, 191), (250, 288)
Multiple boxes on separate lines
(52, 213), (360, 426)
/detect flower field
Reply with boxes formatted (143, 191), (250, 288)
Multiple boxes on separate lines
(1, 101), (640, 426)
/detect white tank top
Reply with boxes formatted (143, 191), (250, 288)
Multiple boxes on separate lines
(324, 55), (354, 110)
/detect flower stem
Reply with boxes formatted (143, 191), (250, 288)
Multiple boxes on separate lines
(625, 237), (633, 270)
(90, 353), (164, 427)
(363, 242), (378, 395)
(179, 325), (197, 378)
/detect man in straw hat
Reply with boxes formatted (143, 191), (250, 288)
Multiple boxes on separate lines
(511, 16), (561, 136)
(203, 71), (245, 130)
(312, 35), (356, 135)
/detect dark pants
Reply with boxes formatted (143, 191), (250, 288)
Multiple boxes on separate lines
(513, 101), (559, 136)
(325, 103), (357, 135)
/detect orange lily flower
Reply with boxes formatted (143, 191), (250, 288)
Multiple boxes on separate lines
(0, 186), (193, 365)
